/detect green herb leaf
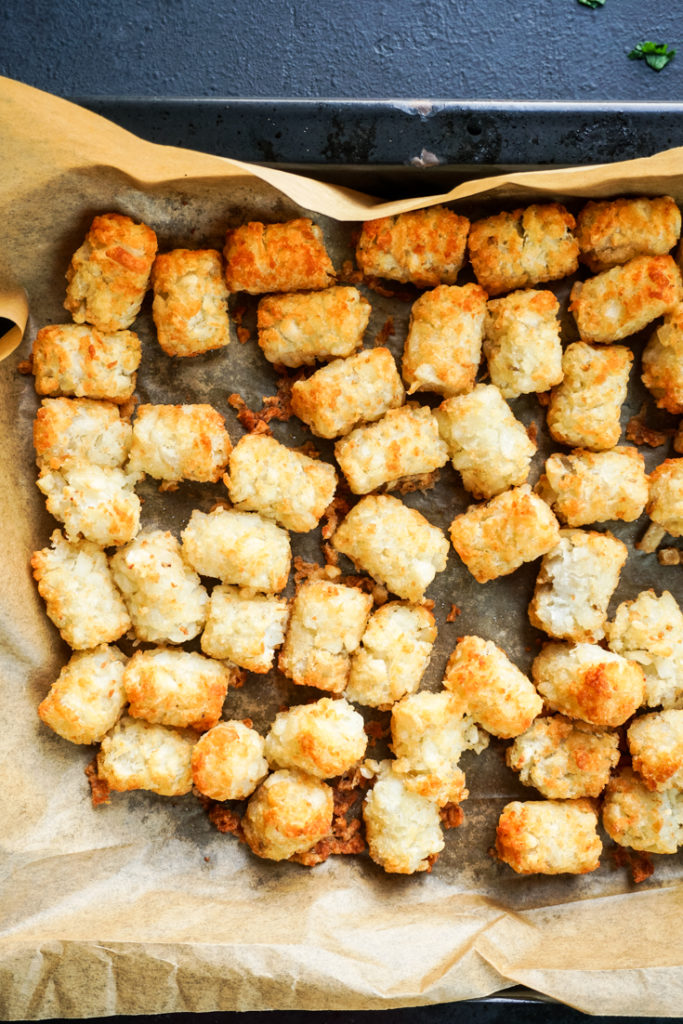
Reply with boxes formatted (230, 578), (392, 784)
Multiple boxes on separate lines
(577, 0), (605, 8)
(628, 40), (676, 71)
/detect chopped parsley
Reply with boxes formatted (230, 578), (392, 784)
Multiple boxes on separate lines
(628, 41), (676, 71)
(577, 0), (605, 8)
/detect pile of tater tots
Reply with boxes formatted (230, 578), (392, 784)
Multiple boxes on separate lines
(27, 195), (683, 877)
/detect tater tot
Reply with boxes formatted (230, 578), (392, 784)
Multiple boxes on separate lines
(123, 647), (231, 732)
(483, 288), (563, 399)
(606, 589), (683, 710)
(642, 303), (683, 414)
(536, 447), (648, 527)
(346, 602), (437, 708)
(576, 196), (681, 273)
(628, 710), (683, 791)
(449, 484), (560, 584)
(31, 529), (131, 649)
(33, 397), (132, 470)
(468, 203), (579, 296)
(362, 760), (445, 874)
(278, 580), (373, 694)
(355, 205), (470, 288)
(31, 324), (141, 403)
(506, 715), (619, 799)
(528, 529), (628, 644)
(265, 697), (367, 778)
(647, 458), (683, 537)
(64, 212), (157, 332)
(290, 347), (405, 439)
(496, 799), (602, 874)
(546, 342), (632, 451)
(257, 286), (370, 368)
(127, 404), (232, 483)
(200, 585), (289, 673)
(191, 721), (268, 801)
(331, 494), (449, 603)
(180, 507), (291, 593)
(225, 433), (337, 533)
(109, 530), (208, 644)
(334, 404), (449, 495)
(37, 460), (142, 548)
(390, 691), (488, 806)
(602, 767), (683, 854)
(242, 768), (334, 862)
(443, 635), (542, 738)
(151, 248), (230, 357)
(569, 254), (682, 343)
(224, 218), (335, 294)
(401, 283), (488, 397)
(435, 384), (535, 499)
(532, 641), (645, 727)
(96, 715), (195, 797)
(38, 645), (128, 745)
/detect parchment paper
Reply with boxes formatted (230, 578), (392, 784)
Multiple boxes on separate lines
(1, 76), (683, 1019)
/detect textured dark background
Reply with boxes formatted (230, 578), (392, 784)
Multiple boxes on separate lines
(0, 0), (681, 100)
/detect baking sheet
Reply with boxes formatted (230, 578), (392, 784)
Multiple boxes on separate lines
(1, 76), (683, 1019)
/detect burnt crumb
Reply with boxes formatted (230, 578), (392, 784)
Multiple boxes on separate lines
(364, 718), (390, 745)
(231, 669), (247, 690)
(293, 557), (338, 588)
(526, 421), (538, 445)
(446, 604), (461, 622)
(362, 276), (415, 302)
(391, 469), (440, 495)
(237, 326), (251, 345)
(322, 541), (340, 567)
(290, 768), (370, 866)
(292, 441), (320, 459)
(227, 392), (273, 436)
(373, 316), (395, 348)
(537, 390), (551, 408)
(626, 404), (672, 448)
(440, 803), (465, 829)
(231, 301), (248, 327)
(158, 480), (179, 493)
(197, 790), (244, 838)
(424, 851), (440, 872)
(321, 492), (352, 541)
(338, 259), (364, 286)
(85, 757), (110, 807)
(658, 547), (681, 565)
(16, 356), (33, 375)
(612, 845), (655, 884)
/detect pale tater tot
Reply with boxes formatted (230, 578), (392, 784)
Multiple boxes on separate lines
(191, 721), (268, 801)
(151, 248), (230, 357)
(257, 286), (370, 367)
(31, 324), (141, 403)
(38, 645), (127, 745)
(528, 529), (628, 644)
(576, 196), (681, 273)
(483, 288), (563, 399)
(346, 602), (436, 708)
(532, 642), (645, 728)
(123, 647), (231, 732)
(606, 590), (683, 709)
(642, 303), (683, 414)
(449, 484), (560, 584)
(496, 799), (602, 874)
(37, 461), (142, 548)
(355, 205), (470, 288)
(435, 384), (535, 500)
(265, 697), (367, 778)
(443, 635), (542, 739)
(547, 342), (632, 451)
(200, 585), (289, 673)
(31, 530), (131, 649)
(536, 447), (648, 527)
(33, 397), (132, 470)
(224, 218), (335, 294)
(647, 458), (683, 537)
(242, 768), (334, 862)
(569, 254), (682, 343)
(127, 404), (232, 483)
(390, 691), (488, 806)
(331, 494), (449, 603)
(180, 507), (291, 593)
(468, 203), (579, 296)
(362, 760), (445, 874)
(225, 433), (337, 533)
(628, 710), (683, 791)
(278, 580), (373, 694)
(64, 212), (157, 332)
(334, 404), (449, 495)
(110, 530), (208, 644)
(290, 347), (405, 439)
(506, 715), (619, 799)
(96, 715), (195, 797)
(602, 767), (683, 854)
(401, 283), (487, 397)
